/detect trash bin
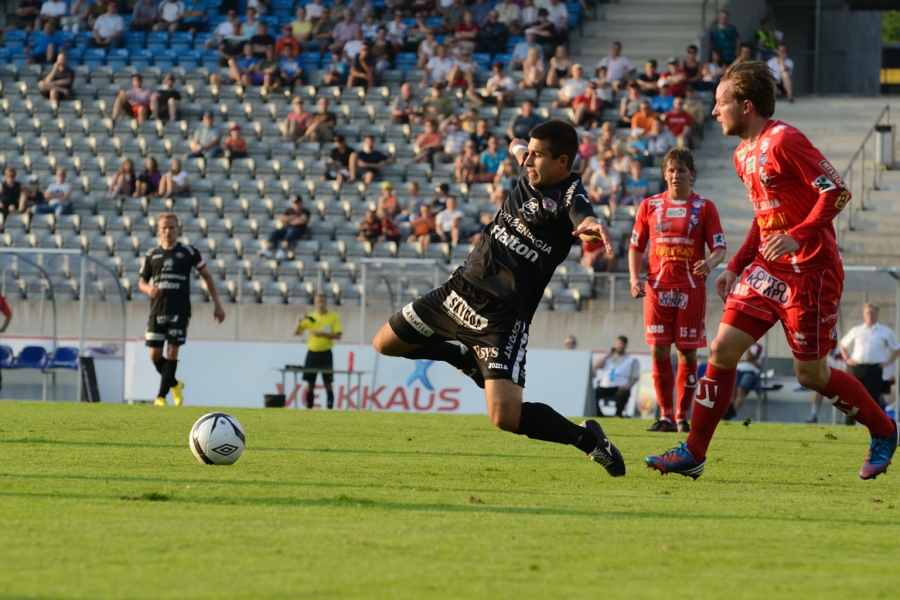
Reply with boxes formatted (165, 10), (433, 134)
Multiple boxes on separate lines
(875, 124), (894, 169)
(264, 393), (286, 408)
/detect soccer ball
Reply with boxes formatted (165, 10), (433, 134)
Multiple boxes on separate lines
(189, 413), (245, 465)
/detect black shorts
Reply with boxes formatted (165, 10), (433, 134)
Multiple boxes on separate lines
(304, 349), (334, 384)
(145, 314), (190, 347)
(388, 271), (529, 387)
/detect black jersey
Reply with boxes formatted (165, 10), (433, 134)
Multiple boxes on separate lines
(461, 167), (594, 317)
(140, 242), (206, 316)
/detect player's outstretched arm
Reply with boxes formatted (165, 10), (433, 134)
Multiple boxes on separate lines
(573, 217), (615, 257)
(198, 267), (225, 324)
(627, 248), (645, 298)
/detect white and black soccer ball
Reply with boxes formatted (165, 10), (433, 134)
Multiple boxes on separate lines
(189, 413), (245, 465)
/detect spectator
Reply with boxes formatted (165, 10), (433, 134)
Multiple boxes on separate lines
(150, 73), (181, 122)
(259, 195), (310, 260)
(275, 23), (301, 55)
(178, 0), (207, 34)
(107, 158), (136, 198)
(489, 187), (506, 212)
(454, 140), (482, 184)
(621, 161), (649, 206)
(242, 6), (259, 37)
(360, 12), (378, 41)
(588, 152), (619, 208)
(682, 44), (703, 87)
(369, 28), (393, 74)
(611, 143), (632, 179)
(659, 56), (689, 97)
(358, 209), (383, 242)
(86, 0), (107, 28)
(650, 80), (674, 113)
(470, 0), (491, 25)
(447, 47), (478, 89)
(663, 96), (693, 146)
(36, 167), (72, 215)
(326, 134), (356, 184)
(478, 134), (508, 177)
(595, 121), (618, 151)
(278, 43), (304, 89)
(300, 97), (337, 142)
(390, 82), (422, 125)
(682, 86), (705, 128)
(158, 0), (185, 33)
(0, 171), (21, 216)
(135, 157), (162, 197)
(545, 0), (568, 33)
(442, 0), (466, 33)
(754, 17), (778, 61)
(253, 45), (282, 90)
(422, 82), (454, 121)
(309, 6), (338, 53)
(321, 50), (348, 86)
(630, 100), (656, 138)
(734, 43), (753, 64)
(552, 62), (586, 108)
(399, 181), (426, 222)
(37, 52), (73, 100)
(431, 182), (455, 211)
(592, 336), (640, 417)
(459, 107), (478, 132)
(410, 118), (443, 164)
(564, 334), (578, 349)
(92, 1), (124, 47)
(495, 0), (520, 34)
(469, 118), (492, 152)
(519, 47), (545, 90)
(226, 45), (258, 86)
(36, 0), (66, 30)
(379, 208), (402, 243)
(354, 135), (392, 184)
(408, 205), (438, 249)
(699, 48), (725, 91)
(342, 28), (364, 61)
(60, 0), (88, 33)
(416, 30), (438, 69)
(289, 6), (312, 41)
(249, 21), (275, 56)
(187, 111), (223, 158)
(376, 182), (400, 217)
(635, 58), (659, 96)
(19, 176), (45, 214)
(386, 12), (406, 53)
(726, 343), (763, 419)
(158, 158), (189, 198)
(767, 42), (794, 103)
(283, 97), (311, 141)
(434, 115), (470, 164)
(571, 78), (603, 127)
(582, 236), (615, 272)
(454, 9), (478, 52)
(646, 118), (676, 161)
(112, 74), (152, 124)
(475, 10), (508, 55)
(206, 9), (239, 50)
(595, 41), (635, 91)
(329, 10), (359, 54)
(578, 131), (596, 163)
(466, 61), (515, 110)
(509, 30), (543, 71)
(420, 43), (455, 89)
(519, 0), (539, 29)
(493, 157), (518, 192)
(223, 124), (248, 161)
(618, 80), (648, 127)
(10, 0), (41, 31)
(131, 0), (159, 31)
(248, 0), (270, 16)
(530, 9), (559, 57)
(27, 20), (63, 64)
(303, 0), (323, 23)
(840, 304), (900, 416)
(709, 9), (740, 64)
(347, 41), (376, 89)
(435, 195), (464, 246)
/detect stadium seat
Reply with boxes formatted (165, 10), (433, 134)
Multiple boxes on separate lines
(0, 345), (14, 368)
(47, 347), (79, 370)
(12, 346), (49, 369)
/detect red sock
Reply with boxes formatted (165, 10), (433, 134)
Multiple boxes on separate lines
(676, 362), (698, 421)
(685, 364), (737, 460)
(821, 368), (895, 438)
(652, 359), (675, 421)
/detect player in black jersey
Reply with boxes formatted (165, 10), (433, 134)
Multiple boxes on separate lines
(373, 120), (627, 477)
(139, 213), (225, 406)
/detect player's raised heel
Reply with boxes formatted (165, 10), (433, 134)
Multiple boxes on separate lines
(646, 442), (705, 480)
(172, 380), (185, 407)
(860, 420), (900, 480)
(153, 397), (167, 406)
(579, 419), (626, 477)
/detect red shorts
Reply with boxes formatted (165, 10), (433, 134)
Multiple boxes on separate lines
(131, 103), (149, 117)
(643, 285), (707, 348)
(723, 261), (842, 360)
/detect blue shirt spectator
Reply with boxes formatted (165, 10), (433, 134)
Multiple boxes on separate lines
(280, 55), (302, 77)
(710, 11), (740, 64)
(470, 0), (491, 24)
(478, 140), (509, 174)
(650, 93), (674, 113)
(509, 33), (543, 70)
(236, 54), (258, 71)
(30, 24), (63, 62)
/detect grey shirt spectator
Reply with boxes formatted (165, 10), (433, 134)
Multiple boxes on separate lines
(187, 112), (222, 158)
(507, 102), (546, 139)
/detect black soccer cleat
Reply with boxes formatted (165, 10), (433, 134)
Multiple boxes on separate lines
(579, 419), (626, 477)
(677, 419), (690, 433)
(458, 345), (485, 389)
(646, 418), (678, 432)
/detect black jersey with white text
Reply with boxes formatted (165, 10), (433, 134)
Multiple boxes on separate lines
(461, 167), (594, 317)
(140, 242), (205, 316)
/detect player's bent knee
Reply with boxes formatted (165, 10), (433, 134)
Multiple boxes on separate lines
(372, 323), (414, 356)
(794, 359), (830, 391)
(485, 379), (523, 432)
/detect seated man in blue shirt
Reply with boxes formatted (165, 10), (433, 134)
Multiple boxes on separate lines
(278, 43), (304, 89)
(477, 134), (509, 181)
(27, 21), (64, 64)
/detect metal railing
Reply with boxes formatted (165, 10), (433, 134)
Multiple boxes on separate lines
(838, 104), (891, 241)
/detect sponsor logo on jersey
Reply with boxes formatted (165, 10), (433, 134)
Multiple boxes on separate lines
(835, 190), (850, 210)
(631, 231), (639, 246)
(746, 266), (792, 304)
(157, 281), (182, 290)
(657, 291), (688, 309)
(442, 291), (488, 331)
(654, 221), (672, 234)
(745, 156), (756, 174)
(655, 245), (694, 260)
(495, 211), (554, 255)
(666, 207), (686, 218)
(774, 124), (788, 133)
(402, 303), (435, 337)
(732, 283), (750, 296)
(757, 199), (781, 210)
(152, 254), (163, 259)
(649, 198), (664, 207)
(818, 159), (847, 190)
(692, 199), (704, 208)
(821, 312), (838, 324)
(490, 225), (541, 262)
(488, 362), (508, 371)
(760, 169), (771, 185)
(542, 197), (557, 211)
(811, 174), (836, 193)
(562, 179), (586, 208)
(758, 154), (768, 166)
(656, 236), (693, 244)
(736, 146), (749, 162)
(760, 138), (770, 153)
(472, 345), (498, 360)
(175, 252), (184, 259)
(713, 233), (725, 247)
(646, 325), (665, 334)
(503, 319), (524, 359)
(162, 258), (174, 271)
(167, 329), (185, 337)
(522, 200), (540, 216)
(791, 332), (808, 346)
(689, 214), (699, 228)
(756, 211), (789, 235)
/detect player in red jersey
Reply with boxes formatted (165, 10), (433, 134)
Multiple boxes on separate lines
(630, 147), (726, 433)
(647, 61), (899, 480)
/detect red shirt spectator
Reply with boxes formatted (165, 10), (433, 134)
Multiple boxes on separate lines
(664, 108), (694, 138)
(660, 59), (689, 97)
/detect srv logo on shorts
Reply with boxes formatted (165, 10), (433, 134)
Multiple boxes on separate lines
(442, 291), (488, 331)
(658, 291), (688, 309)
(745, 266), (792, 305)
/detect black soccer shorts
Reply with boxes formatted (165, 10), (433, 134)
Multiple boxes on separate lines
(145, 314), (190, 348)
(303, 349), (334, 385)
(388, 271), (530, 387)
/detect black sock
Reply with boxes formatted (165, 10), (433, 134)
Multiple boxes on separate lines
(158, 360), (177, 398)
(166, 359), (179, 388)
(326, 389), (334, 409)
(153, 357), (166, 375)
(405, 342), (466, 369)
(306, 389), (315, 409)
(515, 402), (596, 453)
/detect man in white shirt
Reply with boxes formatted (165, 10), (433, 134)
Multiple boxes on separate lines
(595, 41), (635, 91)
(495, 0), (520, 29)
(552, 63), (587, 108)
(157, 0), (185, 34)
(766, 42), (794, 103)
(420, 44), (455, 88)
(40, 167), (72, 215)
(37, 0), (67, 29)
(435, 196), (465, 246)
(304, 0), (324, 21)
(592, 336), (640, 417)
(545, 0), (568, 32)
(465, 61), (515, 109)
(93, 2), (125, 47)
(840, 303), (900, 414)
(587, 152), (619, 206)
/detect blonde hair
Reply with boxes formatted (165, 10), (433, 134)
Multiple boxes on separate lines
(721, 60), (777, 119)
(157, 212), (180, 226)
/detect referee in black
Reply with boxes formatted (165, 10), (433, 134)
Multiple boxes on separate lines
(372, 120), (626, 476)
(139, 212), (225, 406)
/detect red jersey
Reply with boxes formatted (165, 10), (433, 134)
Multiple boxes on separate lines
(726, 119), (849, 275)
(0, 294), (9, 318)
(664, 110), (693, 137)
(631, 190), (725, 289)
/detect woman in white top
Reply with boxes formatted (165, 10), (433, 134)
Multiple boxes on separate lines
(158, 158), (190, 198)
(416, 30), (437, 69)
(700, 49), (725, 91)
(519, 47), (544, 90)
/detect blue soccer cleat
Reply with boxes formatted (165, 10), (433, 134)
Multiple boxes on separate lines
(646, 442), (705, 480)
(860, 420), (900, 480)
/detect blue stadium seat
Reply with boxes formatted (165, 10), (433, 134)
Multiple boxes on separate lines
(75, 30), (94, 49)
(425, 17), (442, 28)
(170, 31), (194, 52)
(5, 30), (28, 45)
(271, 0), (293, 16)
(106, 48), (130, 70)
(301, 51), (321, 70)
(0, 49), (10, 64)
(12, 346), (49, 369)
(492, 53), (511, 65)
(146, 31), (170, 51)
(0, 345), (14, 368)
(47, 347), (79, 370)
(177, 50), (201, 68)
(154, 50), (178, 69)
(125, 31), (146, 50)
(4, 42), (25, 55)
(83, 48), (107, 68)
(67, 47), (84, 64)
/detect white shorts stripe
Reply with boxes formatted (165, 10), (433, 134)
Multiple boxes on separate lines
(511, 331), (527, 383)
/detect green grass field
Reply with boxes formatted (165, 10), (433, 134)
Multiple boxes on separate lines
(1, 402), (899, 599)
